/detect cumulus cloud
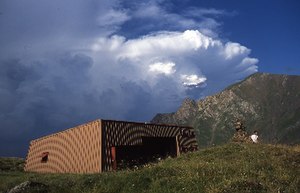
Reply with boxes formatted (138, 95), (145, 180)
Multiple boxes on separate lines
(181, 74), (207, 87)
(0, 0), (258, 156)
(223, 42), (249, 59)
(149, 62), (176, 75)
(89, 29), (257, 93)
(114, 30), (218, 61)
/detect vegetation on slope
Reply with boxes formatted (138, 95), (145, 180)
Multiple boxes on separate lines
(1, 143), (299, 193)
(0, 157), (24, 172)
(151, 73), (300, 146)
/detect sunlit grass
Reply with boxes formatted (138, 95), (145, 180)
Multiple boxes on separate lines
(1, 143), (299, 193)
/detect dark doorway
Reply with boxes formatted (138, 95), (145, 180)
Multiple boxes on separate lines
(142, 137), (178, 159)
(111, 137), (178, 170)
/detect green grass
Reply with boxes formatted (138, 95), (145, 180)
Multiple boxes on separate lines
(1, 143), (299, 193)
(0, 157), (24, 172)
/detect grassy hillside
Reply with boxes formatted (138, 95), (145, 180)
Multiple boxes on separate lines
(1, 143), (299, 193)
(0, 157), (24, 172)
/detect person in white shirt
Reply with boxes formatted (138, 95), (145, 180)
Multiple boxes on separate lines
(250, 130), (259, 143)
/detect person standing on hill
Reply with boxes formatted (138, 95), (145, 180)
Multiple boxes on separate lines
(250, 130), (259, 143)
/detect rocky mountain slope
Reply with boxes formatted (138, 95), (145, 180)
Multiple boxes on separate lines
(151, 73), (300, 147)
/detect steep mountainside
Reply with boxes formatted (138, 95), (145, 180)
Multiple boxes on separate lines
(151, 73), (300, 147)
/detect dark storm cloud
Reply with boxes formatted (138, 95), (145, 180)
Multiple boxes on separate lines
(0, 0), (258, 157)
(0, 52), (186, 157)
(0, 0), (125, 61)
(0, 54), (94, 139)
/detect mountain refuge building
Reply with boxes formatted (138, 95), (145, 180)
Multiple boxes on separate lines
(24, 119), (198, 173)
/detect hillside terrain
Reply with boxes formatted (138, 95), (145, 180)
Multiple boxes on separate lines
(1, 144), (299, 193)
(0, 157), (24, 172)
(152, 73), (300, 147)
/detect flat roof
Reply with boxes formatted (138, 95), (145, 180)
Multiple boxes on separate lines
(29, 119), (193, 144)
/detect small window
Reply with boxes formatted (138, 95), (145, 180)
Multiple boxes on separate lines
(41, 152), (49, 163)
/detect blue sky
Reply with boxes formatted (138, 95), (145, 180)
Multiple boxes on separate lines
(0, 0), (299, 157)
(202, 0), (300, 75)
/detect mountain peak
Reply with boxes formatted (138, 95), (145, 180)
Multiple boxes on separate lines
(152, 73), (300, 146)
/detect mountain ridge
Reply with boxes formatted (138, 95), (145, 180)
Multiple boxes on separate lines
(151, 72), (300, 147)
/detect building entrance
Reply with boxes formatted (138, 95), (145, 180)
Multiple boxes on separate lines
(111, 137), (178, 170)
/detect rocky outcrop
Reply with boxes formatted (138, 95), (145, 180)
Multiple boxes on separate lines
(152, 98), (198, 125)
(7, 181), (48, 193)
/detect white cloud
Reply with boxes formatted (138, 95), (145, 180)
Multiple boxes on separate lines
(241, 57), (259, 66)
(224, 42), (249, 59)
(90, 29), (258, 95)
(113, 30), (219, 60)
(149, 62), (176, 75)
(181, 74), (207, 87)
